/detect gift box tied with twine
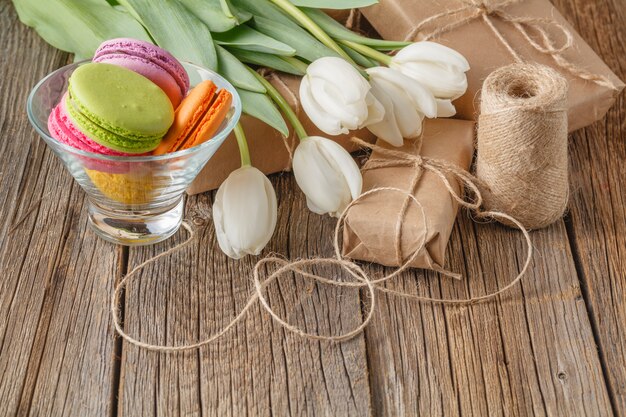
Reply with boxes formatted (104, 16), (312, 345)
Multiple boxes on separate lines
(360, 0), (624, 132)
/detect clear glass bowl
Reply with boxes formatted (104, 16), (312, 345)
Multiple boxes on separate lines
(27, 61), (241, 246)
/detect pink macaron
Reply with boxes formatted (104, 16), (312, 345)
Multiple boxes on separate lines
(48, 94), (132, 156)
(93, 38), (190, 108)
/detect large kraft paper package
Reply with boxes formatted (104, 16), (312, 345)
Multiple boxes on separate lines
(188, 74), (376, 194)
(342, 119), (474, 271)
(360, 0), (624, 132)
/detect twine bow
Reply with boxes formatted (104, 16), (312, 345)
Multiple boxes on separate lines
(354, 137), (483, 275)
(108, 136), (533, 353)
(405, 0), (616, 90)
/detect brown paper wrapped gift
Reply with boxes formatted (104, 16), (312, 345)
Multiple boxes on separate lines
(342, 119), (475, 271)
(188, 74), (376, 194)
(360, 0), (624, 132)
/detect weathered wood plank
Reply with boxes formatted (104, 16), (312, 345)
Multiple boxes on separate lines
(553, 0), (626, 413)
(363, 216), (614, 416)
(356, 1), (626, 415)
(2, 0), (624, 416)
(119, 174), (372, 416)
(359, 0), (623, 412)
(0, 2), (121, 416)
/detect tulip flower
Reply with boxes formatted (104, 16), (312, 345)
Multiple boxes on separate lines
(292, 136), (362, 217)
(300, 57), (382, 136)
(390, 41), (470, 116)
(213, 165), (278, 259)
(213, 123), (277, 259)
(365, 66), (438, 147)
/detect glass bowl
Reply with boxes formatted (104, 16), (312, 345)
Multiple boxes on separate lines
(27, 61), (241, 246)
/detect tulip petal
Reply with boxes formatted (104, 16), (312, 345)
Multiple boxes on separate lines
(315, 136), (363, 202)
(392, 61), (468, 100)
(213, 185), (239, 259)
(436, 99), (457, 117)
(307, 57), (369, 103)
(393, 41), (470, 72)
(366, 83), (405, 147)
(300, 75), (346, 135)
(370, 77), (423, 138)
(367, 67), (437, 119)
(364, 91), (385, 126)
(310, 77), (368, 130)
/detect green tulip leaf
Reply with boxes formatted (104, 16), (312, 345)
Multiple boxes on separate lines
(231, 0), (299, 29)
(119, 0), (217, 69)
(230, 49), (306, 75)
(216, 46), (266, 93)
(289, 0), (377, 8)
(240, 90), (289, 137)
(178, 0), (251, 33)
(214, 26), (296, 56)
(302, 8), (411, 50)
(13, 0), (150, 60)
(251, 16), (340, 63)
(340, 44), (376, 67)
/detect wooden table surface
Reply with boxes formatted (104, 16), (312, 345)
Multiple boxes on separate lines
(1, 0), (625, 416)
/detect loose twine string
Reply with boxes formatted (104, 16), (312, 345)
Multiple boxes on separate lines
(403, 0), (617, 90)
(110, 137), (533, 353)
(345, 9), (363, 31)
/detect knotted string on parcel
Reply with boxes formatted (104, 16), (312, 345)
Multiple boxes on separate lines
(404, 0), (617, 90)
(110, 138), (534, 353)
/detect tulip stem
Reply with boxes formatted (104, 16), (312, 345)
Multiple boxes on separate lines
(340, 40), (392, 66)
(268, 0), (357, 67)
(249, 68), (308, 142)
(281, 56), (309, 75)
(234, 122), (251, 166)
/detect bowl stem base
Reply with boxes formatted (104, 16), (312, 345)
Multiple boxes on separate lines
(88, 197), (184, 246)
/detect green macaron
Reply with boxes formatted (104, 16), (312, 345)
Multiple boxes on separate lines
(66, 63), (174, 154)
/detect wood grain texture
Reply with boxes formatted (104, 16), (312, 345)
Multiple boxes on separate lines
(118, 175), (372, 417)
(0, 1), (121, 416)
(362, 215), (614, 416)
(552, 0), (626, 414)
(0, 0), (625, 416)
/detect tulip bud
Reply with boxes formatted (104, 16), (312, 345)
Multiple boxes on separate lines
(391, 41), (470, 116)
(364, 66), (437, 147)
(300, 57), (381, 136)
(213, 166), (277, 259)
(293, 136), (362, 217)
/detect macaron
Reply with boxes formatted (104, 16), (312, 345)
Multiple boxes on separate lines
(94, 38), (190, 108)
(48, 94), (131, 156)
(85, 169), (155, 205)
(153, 80), (232, 155)
(65, 62), (174, 154)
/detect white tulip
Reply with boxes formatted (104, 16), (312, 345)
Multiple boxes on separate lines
(213, 166), (277, 259)
(300, 57), (382, 136)
(390, 41), (470, 116)
(293, 136), (362, 217)
(364, 66), (438, 147)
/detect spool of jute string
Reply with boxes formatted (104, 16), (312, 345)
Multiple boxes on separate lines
(476, 63), (569, 229)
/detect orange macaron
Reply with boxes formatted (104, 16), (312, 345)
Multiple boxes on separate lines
(153, 80), (232, 155)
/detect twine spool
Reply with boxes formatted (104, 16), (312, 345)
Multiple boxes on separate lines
(476, 63), (569, 229)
